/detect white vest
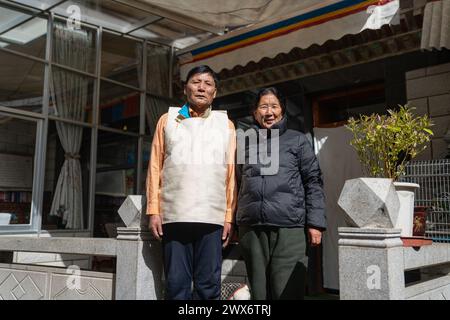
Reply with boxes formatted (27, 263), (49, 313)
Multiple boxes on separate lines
(161, 107), (230, 225)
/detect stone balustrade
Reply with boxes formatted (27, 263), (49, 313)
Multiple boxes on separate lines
(0, 195), (163, 300)
(339, 227), (450, 300)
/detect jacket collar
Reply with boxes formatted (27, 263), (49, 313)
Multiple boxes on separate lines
(252, 115), (288, 136)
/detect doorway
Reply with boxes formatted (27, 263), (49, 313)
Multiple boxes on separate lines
(311, 83), (385, 292)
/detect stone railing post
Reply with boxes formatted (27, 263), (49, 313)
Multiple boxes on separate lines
(338, 227), (405, 300)
(337, 178), (405, 300)
(115, 195), (164, 300)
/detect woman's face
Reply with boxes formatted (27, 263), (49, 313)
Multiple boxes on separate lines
(253, 93), (283, 129)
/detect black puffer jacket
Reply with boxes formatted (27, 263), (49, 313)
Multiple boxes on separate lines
(236, 116), (326, 229)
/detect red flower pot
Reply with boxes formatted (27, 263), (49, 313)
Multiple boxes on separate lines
(413, 206), (429, 237)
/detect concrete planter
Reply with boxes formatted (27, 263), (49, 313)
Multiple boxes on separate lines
(393, 182), (420, 238)
(338, 178), (400, 228)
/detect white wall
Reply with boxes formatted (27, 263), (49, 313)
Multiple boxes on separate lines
(406, 62), (450, 160)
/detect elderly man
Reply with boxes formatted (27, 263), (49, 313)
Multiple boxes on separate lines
(146, 65), (236, 300)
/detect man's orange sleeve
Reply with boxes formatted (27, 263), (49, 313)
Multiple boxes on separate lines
(146, 113), (168, 215)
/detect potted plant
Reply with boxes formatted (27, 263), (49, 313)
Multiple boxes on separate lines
(343, 105), (433, 237)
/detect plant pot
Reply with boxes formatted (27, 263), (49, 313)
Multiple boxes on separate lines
(413, 206), (429, 237)
(393, 182), (420, 237)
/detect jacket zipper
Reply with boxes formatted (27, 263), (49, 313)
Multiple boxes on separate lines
(260, 175), (265, 223)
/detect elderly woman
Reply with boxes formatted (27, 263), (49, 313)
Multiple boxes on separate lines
(236, 87), (326, 300)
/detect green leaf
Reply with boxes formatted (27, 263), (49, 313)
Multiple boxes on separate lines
(345, 104), (433, 180)
(423, 128), (433, 135)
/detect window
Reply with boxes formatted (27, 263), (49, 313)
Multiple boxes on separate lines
(49, 66), (95, 123)
(0, 3), (172, 236)
(0, 51), (45, 114)
(0, 8), (47, 59)
(101, 31), (142, 89)
(52, 18), (97, 74)
(94, 131), (138, 237)
(0, 114), (39, 230)
(312, 83), (386, 127)
(99, 81), (140, 132)
(10, 1), (62, 11)
(146, 43), (171, 96)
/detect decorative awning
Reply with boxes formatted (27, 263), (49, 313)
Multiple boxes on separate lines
(177, 0), (401, 80)
(421, 0), (450, 50)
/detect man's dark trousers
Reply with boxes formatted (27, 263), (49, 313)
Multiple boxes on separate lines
(162, 222), (223, 300)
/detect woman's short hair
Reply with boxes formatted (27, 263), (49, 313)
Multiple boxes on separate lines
(185, 65), (219, 88)
(251, 87), (286, 114)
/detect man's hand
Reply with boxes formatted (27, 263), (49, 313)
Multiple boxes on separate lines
(222, 222), (234, 248)
(149, 215), (163, 241)
(308, 227), (322, 246)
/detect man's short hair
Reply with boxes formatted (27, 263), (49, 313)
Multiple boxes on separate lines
(185, 65), (219, 88)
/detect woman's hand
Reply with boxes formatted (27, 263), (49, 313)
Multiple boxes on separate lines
(308, 227), (322, 246)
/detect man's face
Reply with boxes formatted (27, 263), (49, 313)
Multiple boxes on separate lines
(184, 72), (217, 110)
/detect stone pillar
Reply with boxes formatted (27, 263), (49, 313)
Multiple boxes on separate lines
(338, 227), (405, 300)
(115, 196), (164, 300)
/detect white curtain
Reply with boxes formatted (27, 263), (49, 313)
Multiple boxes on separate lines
(147, 44), (171, 97)
(313, 126), (363, 290)
(136, 43), (171, 97)
(49, 24), (91, 229)
(137, 44), (173, 136)
(421, 0), (450, 50)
